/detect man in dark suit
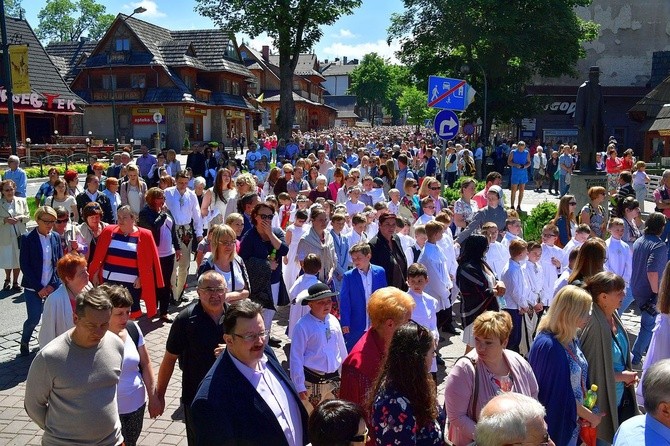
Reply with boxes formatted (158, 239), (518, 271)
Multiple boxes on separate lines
(368, 213), (408, 291)
(19, 206), (63, 356)
(191, 299), (308, 445)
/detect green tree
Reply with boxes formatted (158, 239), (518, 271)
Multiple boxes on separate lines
(195, 0), (361, 140)
(389, 0), (599, 140)
(6, 0), (25, 18)
(35, 0), (114, 43)
(349, 53), (392, 127)
(386, 64), (411, 125)
(398, 85), (434, 131)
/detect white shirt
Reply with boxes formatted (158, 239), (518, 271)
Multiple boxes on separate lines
(533, 152), (547, 169)
(388, 201), (400, 215)
(164, 186), (203, 236)
(540, 243), (565, 306)
(501, 232), (521, 249)
(522, 260), (545, 306)
(156, 213), (176, 257)
(418, 242), (451, 310)
(606, 237), (632, 283)
(38, 232), (52, 288)
(437, 230), (458, 278)
(287, 274), (319, 338)
(414, 213), (434, 227)
(358, 267), (373, 328)
(501, 260), (531, 310)
(485, 241), (510, 279)
(562, 238), (583, 257)
(345, 200), (365, 216)
(408, 290), (439, 373)
(289, 312), (347, 392)
(348, 230), (367, 247)
(229, 354), (303, 446)
(553, 269), (572, 297)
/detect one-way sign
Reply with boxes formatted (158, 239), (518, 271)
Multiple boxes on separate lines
(434, 109), (460, 141)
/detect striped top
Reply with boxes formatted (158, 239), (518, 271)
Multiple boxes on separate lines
(102, 229), (140, 284)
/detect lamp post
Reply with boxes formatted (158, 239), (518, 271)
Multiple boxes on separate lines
(461, 62), (488, 144)
(0, 0), (17, 155)
(110, 6), (147, 150)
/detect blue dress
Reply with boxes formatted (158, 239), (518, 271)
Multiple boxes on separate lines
(510, 149), (529, 185)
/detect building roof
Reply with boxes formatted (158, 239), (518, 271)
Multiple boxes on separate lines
(45, 39), (97, 82)
(321, 63), (357, 76)
(629, 74), (670, 121)
(648, 104), (670, 131)
(3, 17), (84, 108)
(337, 110), (359, 119)
(268, 53), (325, 80)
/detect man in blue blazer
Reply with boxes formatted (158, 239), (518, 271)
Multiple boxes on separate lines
(19, 207), (63, 356)
(340, 242), (387, 351)
(191, 299), (308, 446)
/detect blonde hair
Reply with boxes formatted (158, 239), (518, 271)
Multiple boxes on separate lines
(536, 285), (592, 345)
(210, 224), (238, 262)
(473, 311), (512, 343)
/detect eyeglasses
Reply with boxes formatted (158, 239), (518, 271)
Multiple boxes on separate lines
(429, 186), (441, 190)
(258, 213), (274, 220)
(218, 240), (236, 247)
(198, 287), (226, 295)
(232, 329), (271, 342)
(569, 202), (577, 205)
(39, 218), (56, 224)
(503, 432), (551, 446)
(2, 188), (14, 192)
(56, 218), (68, 224)
(351, 426), (369, 443)
(236, 181), (246, 186)
(541, 233), (556, 238)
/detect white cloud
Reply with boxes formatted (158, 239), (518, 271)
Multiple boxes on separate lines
(237, 33), (277, 54)
(122, 1), (166, 18)
(337, 29), (356, 39)
(320, 39), (402, 64)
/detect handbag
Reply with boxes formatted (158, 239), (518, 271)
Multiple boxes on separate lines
(554, 169), (560, 180)
(618, 385), (637, 423)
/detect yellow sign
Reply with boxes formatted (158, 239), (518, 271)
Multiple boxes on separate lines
(225, 110), (245, 119)
(132, 107), (165, 115)
(9, 45), (30, 94)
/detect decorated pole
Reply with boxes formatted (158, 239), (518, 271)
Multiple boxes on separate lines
(0, 0), (17, 155)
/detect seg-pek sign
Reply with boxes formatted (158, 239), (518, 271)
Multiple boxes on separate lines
(0, 88), (77, 111)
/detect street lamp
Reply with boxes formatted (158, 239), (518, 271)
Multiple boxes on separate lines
(110, 6), (146, 150)
(461, 62), (488, 144)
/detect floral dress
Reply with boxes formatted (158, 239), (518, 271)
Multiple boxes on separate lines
(454, 198), (478, 236)
(372, 385), (445, 445)
(566, 339), (588, 446)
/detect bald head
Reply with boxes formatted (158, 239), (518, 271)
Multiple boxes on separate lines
(475, 393), (553, 446)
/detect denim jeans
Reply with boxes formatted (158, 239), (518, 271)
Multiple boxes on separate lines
(559, 174), (570, 197)
(21, 289), (44, 345)
(632, 307), (656, 364)
(618, 286), (635, 316)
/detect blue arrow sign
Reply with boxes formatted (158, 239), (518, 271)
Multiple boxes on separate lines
(428, 75), (468, 111)
(434, 109), (460, 141)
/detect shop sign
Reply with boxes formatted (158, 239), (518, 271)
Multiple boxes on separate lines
(543, 101), (576, 116)
(225, 110), (245, 119)
(132, 107), (166, 125)
(0, 88), (77, 110)
(185, 107), (207, 116)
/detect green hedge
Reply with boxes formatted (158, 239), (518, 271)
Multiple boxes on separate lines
(522, 201), (557, 242)
(1, 163), (108, 179)
(443, 176), (485, 203)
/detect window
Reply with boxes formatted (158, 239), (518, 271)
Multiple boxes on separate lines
(115, 38), (130, 52)
(183, 75), (193, 89)
(131, 74), (146, 88)
(221, 79), (230, 94)
(232, 82), (239, 95)
(102, 74), (117, 90)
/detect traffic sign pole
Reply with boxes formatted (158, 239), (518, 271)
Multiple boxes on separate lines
(440, 139), (447, 195)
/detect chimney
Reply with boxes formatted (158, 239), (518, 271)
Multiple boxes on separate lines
(335, 57), (340, 63)
(352, 59), (359, 65)
(262, 45), (269, 62)
(343, 56), (348, 65)
(324, 59), (329, 64)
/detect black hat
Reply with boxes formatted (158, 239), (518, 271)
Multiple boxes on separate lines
(300, 282), (337, 305)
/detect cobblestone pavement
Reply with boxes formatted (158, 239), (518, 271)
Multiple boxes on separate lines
(0, 186), (646, 445)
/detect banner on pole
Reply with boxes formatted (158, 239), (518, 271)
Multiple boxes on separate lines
(9, 45), (30, 94)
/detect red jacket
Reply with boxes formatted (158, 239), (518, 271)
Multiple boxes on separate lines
(89, 225), (164, 317)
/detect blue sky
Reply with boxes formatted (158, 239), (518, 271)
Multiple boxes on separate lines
(22, 0), (406, 63)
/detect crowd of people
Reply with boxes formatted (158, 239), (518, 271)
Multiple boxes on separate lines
(11, 127), (670, 446)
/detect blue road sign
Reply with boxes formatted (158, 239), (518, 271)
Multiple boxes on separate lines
(434, 110), (460, 140)
(428, 75), (468, 111)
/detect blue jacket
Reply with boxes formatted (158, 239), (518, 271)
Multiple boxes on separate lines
(20, 229), (63, 291)
(340, 264), (387, 351)
(191, 345), (308, 445)
(528, 331), (577, 446)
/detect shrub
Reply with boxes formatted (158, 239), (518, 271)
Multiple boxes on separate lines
(522, 201), (557, 242)
(442, 176), (485, 203)
(1, 163), (108, 179)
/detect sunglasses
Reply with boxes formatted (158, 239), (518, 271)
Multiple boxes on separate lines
(351, 426), (369, 443)
(429, 186), (440, 190)
(258, 214), (274, 220)
(56, 218), (68, 224)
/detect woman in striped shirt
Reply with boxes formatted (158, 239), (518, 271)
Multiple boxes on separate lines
(89, 205), (163, 319)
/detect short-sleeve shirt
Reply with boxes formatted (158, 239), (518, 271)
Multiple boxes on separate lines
(165, 301), (225, 405)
